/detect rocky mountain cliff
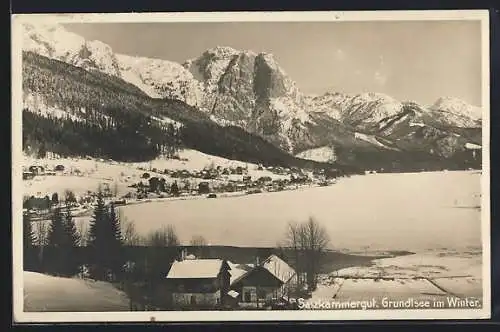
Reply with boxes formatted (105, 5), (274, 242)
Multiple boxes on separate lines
(21, 22), (483, 170)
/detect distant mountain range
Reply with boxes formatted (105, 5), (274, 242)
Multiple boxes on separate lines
(20, 23), (483, 171)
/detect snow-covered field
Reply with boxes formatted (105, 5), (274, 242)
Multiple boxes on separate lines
(23, 271), (130, 312)
(22, 150), (286, 198)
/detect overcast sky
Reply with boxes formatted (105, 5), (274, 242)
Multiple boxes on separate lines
(65, 20), (482, 106)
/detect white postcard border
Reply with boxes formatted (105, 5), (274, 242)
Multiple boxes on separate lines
(11, 10), (491, 322)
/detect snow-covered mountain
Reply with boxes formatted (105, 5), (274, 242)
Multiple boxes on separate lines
(181, 46), (314, 151)
(306, 92), (404, 129)
(117, 53), (205, 105)
(23, 23), (122, 77)
(429, 96), (482, 128)
(21, 22), (483, 168)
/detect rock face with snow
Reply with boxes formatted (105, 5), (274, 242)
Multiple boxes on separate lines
(23, 23), (122, 77)
(21, 22), (483, 169)
(181, 47), (314, 151)
(117, 53), (205, 105)
(307, 92), (404, 131)
(429, 96), (482, 128)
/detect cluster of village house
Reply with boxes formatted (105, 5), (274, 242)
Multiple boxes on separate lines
(165, 250), (299, 309)
(22, 164), (70, 180)
(23, 160), (338, 210)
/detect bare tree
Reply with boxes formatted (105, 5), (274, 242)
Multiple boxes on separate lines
(122, 219), (141, 246)
(283, 221), (302, 285)
(190, 235), (207, 247)
(190, 235), (208, 258)
(301, 217), (330, 290)
(64, 189), (77, 206)
(282, 217), (330, 291)
(146, 225), (179, 247)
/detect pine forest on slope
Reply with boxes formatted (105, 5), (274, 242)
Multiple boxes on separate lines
(22, 51), (359, 173)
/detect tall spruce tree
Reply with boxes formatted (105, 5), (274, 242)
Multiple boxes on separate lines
(46, 206), (65, 275)
(63, 203), (81, 276)
(88, 192), (123, 280)
(23, 212), (37, 272)
(107, 202), (124, 278)
(88, 191), (108, 280)
(47, 207), (65, 248)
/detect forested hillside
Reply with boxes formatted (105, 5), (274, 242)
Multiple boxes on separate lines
(22, 51), (358, 172)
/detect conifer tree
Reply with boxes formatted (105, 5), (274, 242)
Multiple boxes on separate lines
(88, 191), (108, 279)
(51, 192), (59, 206)
(64, 204), (80, 247)
(88, 192), (123, 280)
(62, 203), (81, 276)
(108, 203), (124, 278)
(46, 206), (65, 275)
(47, 206), (65, 248)
(23, 212), (37, 271)
(108, 203), (123, 245)
(170, 181), (179, 197)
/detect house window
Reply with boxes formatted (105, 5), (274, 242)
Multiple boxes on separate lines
(244, 291), (252, 303)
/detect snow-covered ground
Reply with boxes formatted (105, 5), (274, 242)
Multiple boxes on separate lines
(112, 170), (481, 250)
(295, 146), (336, 163)
(23, 271), (130, 312)
(116, 170), (483, 302)
(311, 250), (483, 302)
(22, 156), (483, 305)
(22, 150), (287, 199)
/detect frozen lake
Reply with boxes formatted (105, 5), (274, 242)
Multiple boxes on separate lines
(119, 170), (482, 253)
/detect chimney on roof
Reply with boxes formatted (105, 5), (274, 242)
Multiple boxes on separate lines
(255, 256), (260, 266)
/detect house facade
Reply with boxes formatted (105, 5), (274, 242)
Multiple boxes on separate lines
(230, 255), (297, 308)
(166, 258), (231, 309)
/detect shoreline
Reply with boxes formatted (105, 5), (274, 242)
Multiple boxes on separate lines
(63, 181), (335, 218)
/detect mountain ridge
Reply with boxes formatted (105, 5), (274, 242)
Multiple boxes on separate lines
(21, 22), (483, 170)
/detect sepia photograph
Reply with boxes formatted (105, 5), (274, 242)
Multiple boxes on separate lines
(11, 10), (490, 322)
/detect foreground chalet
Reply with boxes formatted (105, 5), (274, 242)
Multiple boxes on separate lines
(166, 257), (231, 308)
(230, 255), (297, 308)
(165, 253), (297, 309)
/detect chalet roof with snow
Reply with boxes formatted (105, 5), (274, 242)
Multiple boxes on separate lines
(227, 261), (254, 285)
(166, 259), (230, 279)
(230, 255), (296, 286)
(260, 254), (296, 284)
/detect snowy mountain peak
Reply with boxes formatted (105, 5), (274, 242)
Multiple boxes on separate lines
(432, 97), (482, 118)
(23, 23), (84, 57)
(21, 22), (483, 159)
(204, 46), (240, 58)
(430, 96), (482, 127)
(116, 53), (204, 103)
(23, 23), (122, 77)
